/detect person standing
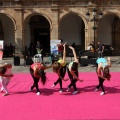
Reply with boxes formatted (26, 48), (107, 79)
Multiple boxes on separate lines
(109, 44), (114, 56)
(9, 43), (14, 57)
(57, 39), (64, 58)
(97, 41), (104, 58)
(36, 41), (43, 61)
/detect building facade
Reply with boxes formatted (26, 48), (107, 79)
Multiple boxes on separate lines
(0, 0), (120, 55)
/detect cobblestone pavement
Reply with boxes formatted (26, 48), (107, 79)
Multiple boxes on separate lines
(0, 56), (120, 73)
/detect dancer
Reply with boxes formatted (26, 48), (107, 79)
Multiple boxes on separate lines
(0, 63), (13, 96)
(51, 42), (68, 93)
(66, 46), (83, 95)
(30, 62), (51, 95)
(95, 57), (111, 95)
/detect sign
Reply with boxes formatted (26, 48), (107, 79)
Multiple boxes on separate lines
(50, 40), (61, 55)
(0, 40), (4, 60)
(0, 40), (4, 50)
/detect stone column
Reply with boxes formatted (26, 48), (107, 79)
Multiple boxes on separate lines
(84, 28), (88, 50)
(88, 21), (98, 49)
(14, 6), (23, 54)
(50, 5), (59, 40)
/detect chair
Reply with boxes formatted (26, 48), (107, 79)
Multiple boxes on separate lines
(34, 54), (42, 63)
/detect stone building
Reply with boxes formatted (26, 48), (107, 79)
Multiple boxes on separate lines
(0, 0), (120, 56)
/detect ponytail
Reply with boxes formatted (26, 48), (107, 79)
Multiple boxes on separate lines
(0, 67), (6, 74)
(38, 68), (47, 85)
(103, 67), (111, 81)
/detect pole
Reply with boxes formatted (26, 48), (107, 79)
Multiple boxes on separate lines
(94, 18), (95, 49)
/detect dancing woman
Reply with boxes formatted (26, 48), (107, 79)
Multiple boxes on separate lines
(0, 63), (13, 96)
(66, 46), (83, 95)
(95, 57), (111, 95)
(51, 42), (68, 93)
(30, 62), (51, 95)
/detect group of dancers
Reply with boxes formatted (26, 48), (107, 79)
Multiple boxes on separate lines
(0, 42), (111, 96)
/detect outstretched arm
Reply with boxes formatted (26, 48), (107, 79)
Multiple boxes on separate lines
(62, 42), (67, 62)
(0, 74), (14, 77)
(44, 65), (52, 70)
(68, 46), (78, 62)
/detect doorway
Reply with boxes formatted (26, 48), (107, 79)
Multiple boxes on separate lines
(34, 28), (50, 55)
(29, 15), (50, 55)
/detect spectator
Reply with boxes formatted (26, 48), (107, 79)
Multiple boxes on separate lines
(97, 41), (104, 58)
(57, 39), (64, 57)
(36, 41), (43, 61)
(109, 44), (114, 56)
(9, 43), (13, 57)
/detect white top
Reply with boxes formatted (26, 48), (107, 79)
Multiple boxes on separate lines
(87, 45), (92, 50)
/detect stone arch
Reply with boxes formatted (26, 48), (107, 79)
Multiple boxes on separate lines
(23, 12), (52, 30)
(59, 12), (88, 54)
(0, 13), (16, 30)
(59, 11), (88, 30)
(23, 13), (52, 55)
(98, 11), (120, 55)
(0, 13), (16, 57)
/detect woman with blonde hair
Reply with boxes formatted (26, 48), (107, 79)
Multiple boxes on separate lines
(51, 42), (68, 93)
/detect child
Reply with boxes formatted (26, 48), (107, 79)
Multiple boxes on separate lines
(0, 63), (13, 96)
(30, 62), (51, 95)
(66, 46), (83, 95)
(95, 57), (111, 95)
(51, 42), (68, 93)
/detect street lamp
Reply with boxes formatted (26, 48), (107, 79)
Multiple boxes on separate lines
(86, 8), (103, 49)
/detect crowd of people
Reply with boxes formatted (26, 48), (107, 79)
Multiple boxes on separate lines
(0, 41), (112, 97)
(3, 43), (14, 57)
(87, 41), (114, 57)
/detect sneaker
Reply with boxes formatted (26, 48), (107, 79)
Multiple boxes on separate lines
(51, 84), (55, 88)
(59, 90), (63, 93)
(36, 92), (40, 95)
(2, 93), (9, 96)
(94, 88), (99, 92)
(100, 92), (105, 96)
(72, 91), (78, 95)
(66, 87), (70, 92)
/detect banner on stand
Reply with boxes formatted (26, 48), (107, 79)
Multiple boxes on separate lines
(50, 40), (61, 55)
(0, 40), (4, 60)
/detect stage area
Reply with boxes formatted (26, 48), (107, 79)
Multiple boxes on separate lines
(0, 72), (120, 120)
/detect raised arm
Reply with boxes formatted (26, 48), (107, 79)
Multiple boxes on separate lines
(68, 46), (78, 62)
(62, 42), (67, 62)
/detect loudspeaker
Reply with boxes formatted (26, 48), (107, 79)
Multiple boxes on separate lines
(14, 56), (20, 66)
(80, 58), (88, 66)
(26, 57), (33, 65)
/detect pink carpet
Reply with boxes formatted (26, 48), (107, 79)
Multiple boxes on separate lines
(0, 72), (120, 120)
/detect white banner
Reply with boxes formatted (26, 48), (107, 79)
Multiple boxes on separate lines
(50, 40), (61, 55)
(0, 40), (4, 60)
(0, 40), (4, 50)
